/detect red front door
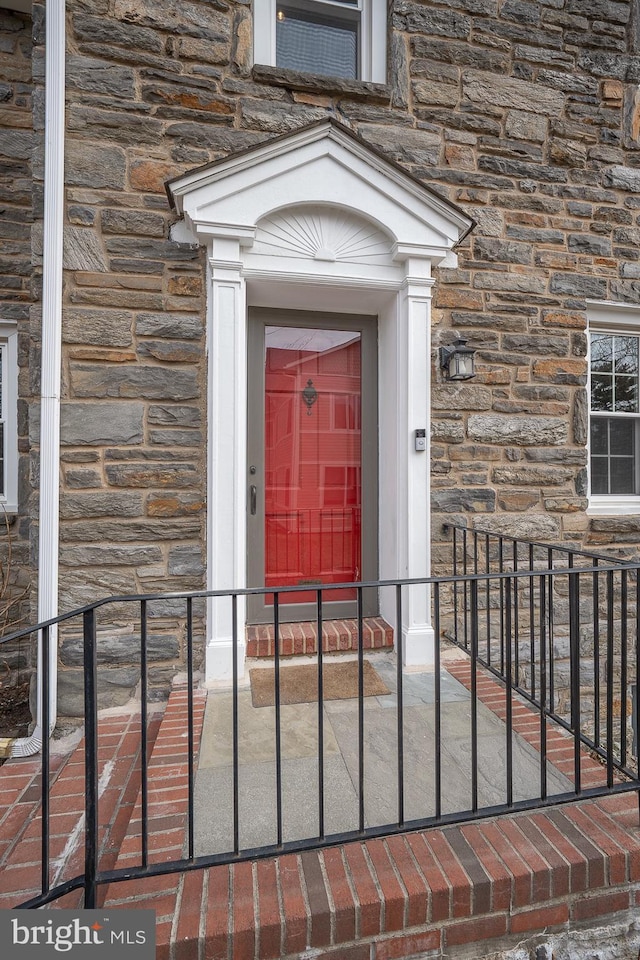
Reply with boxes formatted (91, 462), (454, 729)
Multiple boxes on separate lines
(247, 310), (378, 624)
(264, 325), (362, 603)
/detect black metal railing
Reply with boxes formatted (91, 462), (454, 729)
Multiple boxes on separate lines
(446, 524), (636, 774)
(4, 534), (640, 910)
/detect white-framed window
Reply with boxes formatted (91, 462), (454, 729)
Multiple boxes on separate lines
(0, 323), (18, 514)
(588, 302), (640, 515)
(253, 0), (387, 84)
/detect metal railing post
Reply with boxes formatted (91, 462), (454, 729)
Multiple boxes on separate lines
(621, 569), (628, 767)
(357, 586), (365, 833)
(83, 607), (99, 909)
(186, 597), (195, 860)
(316, 589), (325, 840)
(41, 625), (50, 896)
(594, 562), (601, 747)
(232, 594), (240, 854)
(470, 578), (479, 814)
(529, 542), (535, 700)
(396, 584), (404, 827)
(434, 581), (442, 821)
(452, 525), (459, 645)
(485, 532), (491, 665)
(274, 593), (283, 847)
(607, 570), (615, 789)
(463, 528), (469, 650)
(505, 576), (513, 808)
(140, 601), (149, 867)
(569, 569), (581, 795)
(539, 575), (547, 801)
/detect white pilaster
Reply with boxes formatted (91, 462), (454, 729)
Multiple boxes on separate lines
(206, 237), (247, 682)
(400, 260), (435, 667)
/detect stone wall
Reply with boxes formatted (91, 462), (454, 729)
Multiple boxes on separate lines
(12, 0), (640, 709)
(0, 6), (35, 679)
(418, 0), (640, 564)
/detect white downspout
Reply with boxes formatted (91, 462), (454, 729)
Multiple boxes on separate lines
(10, 0), (65, 758)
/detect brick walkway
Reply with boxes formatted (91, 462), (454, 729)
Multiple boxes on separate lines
(1, 659), (640, 959)
(444, 657), (613, 789)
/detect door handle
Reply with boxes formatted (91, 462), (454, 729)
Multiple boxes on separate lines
(250, 485), (257, 515)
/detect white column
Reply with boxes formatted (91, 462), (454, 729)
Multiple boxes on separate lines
(12, 0), (67, 758)
(400, 260), (435, 666)
(205, 237), (247, 682)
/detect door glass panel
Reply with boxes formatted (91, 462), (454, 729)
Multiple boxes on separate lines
(264, 325), (361, 602)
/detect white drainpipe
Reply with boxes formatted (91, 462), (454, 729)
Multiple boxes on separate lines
(10, 0), (65, 758)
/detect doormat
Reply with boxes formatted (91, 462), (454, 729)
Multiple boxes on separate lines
(249, 660), (390, 708)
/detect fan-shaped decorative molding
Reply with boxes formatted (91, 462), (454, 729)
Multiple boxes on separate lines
(253, 205), (394, 266)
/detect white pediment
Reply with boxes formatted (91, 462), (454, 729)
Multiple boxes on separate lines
(167, 120), (473, 266)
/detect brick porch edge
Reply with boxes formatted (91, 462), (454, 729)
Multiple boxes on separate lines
(108, 794), (640, 960)
(2, 666), (640, 959)
(106, 664), (640, 960)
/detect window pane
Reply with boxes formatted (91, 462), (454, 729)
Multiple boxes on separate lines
(276, 4), (358, 79)
(609, 418), (635, 455)
(591, 374), (612, 411)
(590, 456), (608, 495)
(590, 418), (608, 455)
(615, 336), (638, 374)
(590, 334), (612, 373)
(610, 457), (635, 494)
(615, 375), (638, 412)
(590, 418), (638, 495)
(590, 333), (640, 498)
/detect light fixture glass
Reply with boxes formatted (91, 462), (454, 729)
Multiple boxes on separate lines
(439, 338), (476, 381)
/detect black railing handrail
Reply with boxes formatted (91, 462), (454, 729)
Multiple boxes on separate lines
(3, 560), (639, 649)
(444, 521), (631, 565)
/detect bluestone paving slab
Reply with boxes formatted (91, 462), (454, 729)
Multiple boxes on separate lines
(194, 755), (359, 855)
(194, 657), (573, 853)
(198, 690), (340, 767)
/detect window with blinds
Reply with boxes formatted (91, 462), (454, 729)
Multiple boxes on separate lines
(253, 0), (387, 85)
(275, 1), (360, 80)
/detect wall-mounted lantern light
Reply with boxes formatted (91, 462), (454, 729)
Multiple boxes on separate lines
(439, 337), (476, 381)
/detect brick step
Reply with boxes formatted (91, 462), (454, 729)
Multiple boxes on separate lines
(104, 684), (208, 931)
(246, 616), (394, 658)
(0, 707), (165, 909)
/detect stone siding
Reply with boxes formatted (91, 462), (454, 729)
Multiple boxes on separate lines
(7, 1), (640, 707)
(0, 6), (35, 669)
